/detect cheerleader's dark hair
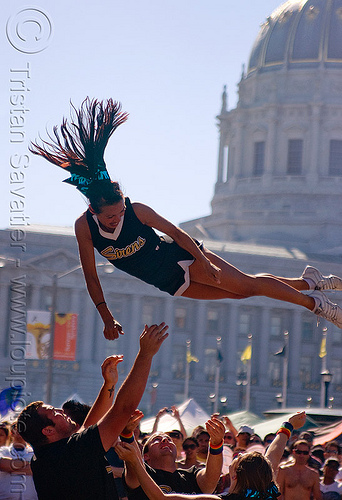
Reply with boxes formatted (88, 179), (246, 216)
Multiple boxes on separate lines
(29, 97), (128, 207)
(230, 452), (280, 500)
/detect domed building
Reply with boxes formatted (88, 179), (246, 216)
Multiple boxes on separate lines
(182, 0), (342, 254)
(178, 0), (342, 412)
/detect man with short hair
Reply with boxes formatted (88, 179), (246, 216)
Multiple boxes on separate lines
(277, 439), (322, 500)
(325, 441), (341, 461)
(124, 415), (225, 499)
(236, 425), (254, 449)
(17, 323), (168, 500)
(320, 457), (342, 499)
(324, 441), (342, 483)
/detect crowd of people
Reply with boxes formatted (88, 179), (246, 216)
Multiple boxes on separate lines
(0, 323), (341, 499)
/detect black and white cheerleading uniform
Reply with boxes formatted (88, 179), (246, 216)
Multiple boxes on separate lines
(86, 197), (199, 296)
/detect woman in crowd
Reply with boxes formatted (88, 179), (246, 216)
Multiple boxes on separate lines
(30, 98), (342, 339)
(177, 437), (204, 469)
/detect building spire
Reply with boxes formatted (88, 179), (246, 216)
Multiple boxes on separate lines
(221, 85), (228, 113)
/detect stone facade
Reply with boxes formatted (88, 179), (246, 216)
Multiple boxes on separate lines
(0, 225), (342, 416)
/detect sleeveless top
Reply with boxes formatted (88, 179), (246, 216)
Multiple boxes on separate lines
(86, 197), (193, 295)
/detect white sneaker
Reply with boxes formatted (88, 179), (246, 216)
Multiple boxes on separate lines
(310, 290), (342, 329)
(301, 266), (342, 291)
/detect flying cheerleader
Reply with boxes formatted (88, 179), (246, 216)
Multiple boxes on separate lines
(30, 98), (342, 339)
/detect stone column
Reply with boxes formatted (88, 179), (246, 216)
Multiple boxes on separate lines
(30, 285), (41, 310)
(264, 105), (278, 184)
(80, 294), (96, 361)
(159, 298), (174, 380)
(227, 303), (238, 379)
(216, 128), (226, 185)
(258, 306), (271, 386)
(230, 116), (245, 186)
(227, 303), (239, 408)
(70, 288), (81, 314)
(309, 104), (321, 184)
(289, 310), (302, 391)
(125, 294), (141, 369)
(193, 302), (206, 383)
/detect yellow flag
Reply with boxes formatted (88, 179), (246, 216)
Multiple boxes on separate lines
(319, 337), (327, 358)
(241, 344), (252, 364)
(187, 351), (199, 363)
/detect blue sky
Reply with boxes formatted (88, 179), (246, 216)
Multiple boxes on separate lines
(1, 0), (281, 230)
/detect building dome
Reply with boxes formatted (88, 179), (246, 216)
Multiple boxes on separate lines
(248, 0), (342, 75)
(181, 0), (342, 254)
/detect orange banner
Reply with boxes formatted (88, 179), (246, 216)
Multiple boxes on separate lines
(53, 313), (78, 361)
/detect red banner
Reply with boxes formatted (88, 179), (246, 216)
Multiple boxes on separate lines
(53, 313), (78, 361)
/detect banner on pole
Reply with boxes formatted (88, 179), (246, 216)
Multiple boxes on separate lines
(53, 313), (78, 361)
(26, 310), (51, 359)
(241, 344), (252, 364)
(26, 310), (78, 360)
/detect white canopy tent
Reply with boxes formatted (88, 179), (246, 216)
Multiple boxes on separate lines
(140, 399), (210, 435)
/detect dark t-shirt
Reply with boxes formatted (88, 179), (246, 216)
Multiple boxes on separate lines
(124, 463), (202, 500)
(32, 425), (117, 500)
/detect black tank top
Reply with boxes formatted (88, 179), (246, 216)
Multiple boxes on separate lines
(86, 197), (165, 285)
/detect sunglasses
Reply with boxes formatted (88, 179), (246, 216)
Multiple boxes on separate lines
(225, 436), (234, 440)
(326, 464), (339, 470)
(168, 432), (182, 439)
(294, 450), (309, 455)
(183, 443), (197, 450)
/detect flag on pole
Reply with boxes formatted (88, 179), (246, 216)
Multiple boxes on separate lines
(217, 348), (223, 363)
(319, 337), (327, 358)
(274, 345), (286, 357)
(241, 344), (252, 364)
(0, 386), (22, 417)
(186, 351), (199, 363)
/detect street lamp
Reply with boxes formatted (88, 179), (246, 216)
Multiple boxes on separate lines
(209, 393), (216, 413)
(275, 393), (283, 408)
(236, 378), (247, 409)
(220, 396), (227, 412)
(321, 370), (333, 408)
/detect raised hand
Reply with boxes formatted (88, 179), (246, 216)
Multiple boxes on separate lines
(139, 323), (169, 356)
(205, 414), (225, 446)
(289, 411), (306, 430)
(101, 354), (124, 386)
(122, 409), (144, 436)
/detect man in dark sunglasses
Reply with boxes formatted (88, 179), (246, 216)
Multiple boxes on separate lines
(277, 440), (322, 500)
